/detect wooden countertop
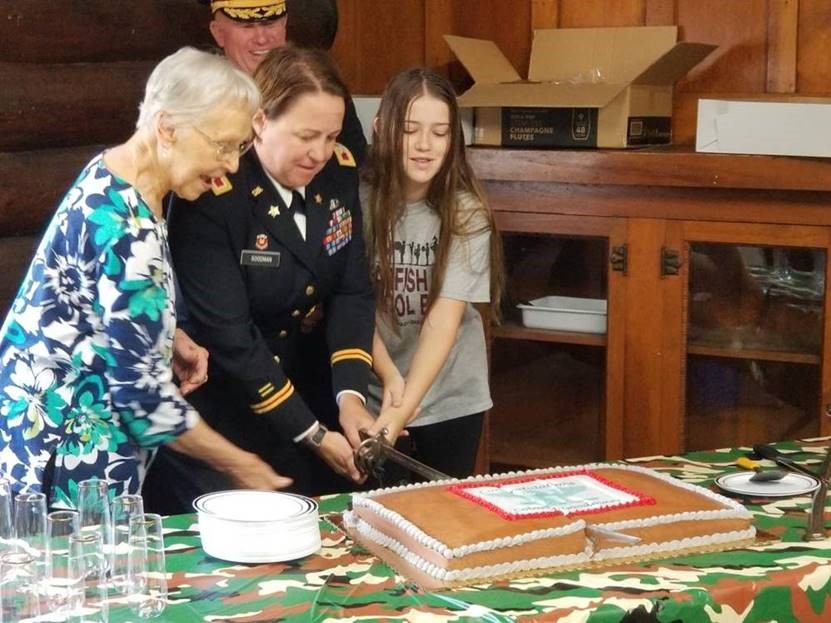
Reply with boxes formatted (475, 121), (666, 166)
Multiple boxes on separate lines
(467, 145), (831, 192)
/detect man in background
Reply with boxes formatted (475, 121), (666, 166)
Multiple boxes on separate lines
(203, 0), (367, 164)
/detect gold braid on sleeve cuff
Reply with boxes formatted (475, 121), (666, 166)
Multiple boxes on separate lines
(330, 348), (373, 367)
(251, 380), (294, 414)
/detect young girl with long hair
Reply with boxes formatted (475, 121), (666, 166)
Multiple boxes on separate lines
(362, 68), (504, 478)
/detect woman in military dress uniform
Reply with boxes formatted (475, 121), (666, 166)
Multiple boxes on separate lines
(143, 46), (374, 511)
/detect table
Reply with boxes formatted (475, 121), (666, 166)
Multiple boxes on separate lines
(112, 439), (831, 622)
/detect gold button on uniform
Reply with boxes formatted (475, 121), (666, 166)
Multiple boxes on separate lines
(279, 330), (288, 338)
(305, 285), (315, 296)
(291, 310), (301, 318)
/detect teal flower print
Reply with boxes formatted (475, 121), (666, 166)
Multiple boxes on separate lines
(1, 359), (65, 439)
(60, 390), (127, 458)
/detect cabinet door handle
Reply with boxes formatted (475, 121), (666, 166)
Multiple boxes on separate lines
(610, 244), (627, 274)
(661, 247), (682, 276)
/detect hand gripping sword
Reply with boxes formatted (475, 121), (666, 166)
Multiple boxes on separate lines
(355, 429), (451, 482)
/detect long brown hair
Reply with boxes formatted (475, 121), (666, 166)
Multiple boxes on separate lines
(253, 44), (347, 120)
(365, 68), (504, 324)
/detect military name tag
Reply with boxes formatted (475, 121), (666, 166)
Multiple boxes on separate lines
(240, 250), (281, 267)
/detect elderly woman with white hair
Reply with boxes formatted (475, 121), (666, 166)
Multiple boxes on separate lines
(0, 46), (291, 508)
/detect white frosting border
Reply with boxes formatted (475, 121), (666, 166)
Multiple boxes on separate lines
(344, 511), (593, 582)
(349, 463), (754, 565)
(592, 527), (757, 561)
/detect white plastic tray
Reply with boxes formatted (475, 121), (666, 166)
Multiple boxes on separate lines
(517, 296), (607, 334)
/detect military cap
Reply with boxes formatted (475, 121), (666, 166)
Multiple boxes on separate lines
(204, 0), (287, 22)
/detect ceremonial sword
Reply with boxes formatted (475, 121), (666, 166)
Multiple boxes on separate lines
(355, 429), (451, 482)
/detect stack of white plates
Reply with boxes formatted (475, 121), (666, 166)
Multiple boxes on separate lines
(193, 490), (320, 563)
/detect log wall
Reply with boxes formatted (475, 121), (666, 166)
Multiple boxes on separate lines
(0, 0), (210, 312)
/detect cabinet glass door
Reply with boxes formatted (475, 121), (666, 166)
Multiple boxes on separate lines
(685, 241), (826, 451)
(490, 231), (619, 471)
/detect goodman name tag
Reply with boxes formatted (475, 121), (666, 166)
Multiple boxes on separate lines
(240, 250), (281, 268)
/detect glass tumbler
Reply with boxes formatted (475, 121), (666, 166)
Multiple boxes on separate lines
(110, 493), (144, 595)
(0, 551), (41, 622)
(46, 509), (83, 614)
(12, 492), (48, 582)
(0, 479), (12, 555)
(77, 480), (112, 576)
(69, 531), (108, 623)
(127, 513), (167, 618)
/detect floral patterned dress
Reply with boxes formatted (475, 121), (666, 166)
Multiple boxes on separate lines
(0, 154), (197, 508)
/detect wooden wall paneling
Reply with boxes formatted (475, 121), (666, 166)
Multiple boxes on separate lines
(445, 0), (533, 77)
(558, 0), (647, 27)
(0, 0), (211, 63)
(531, 0), (559, 30)
(351, 0), (425, 93)
(0, 62), (152, 151)
(645, 0), (677, 25)
(672, 0), (768, 145)
(796, 0), (831, 94)
(675, 0), (768, 93)
(0, 146), (102, 237)
(331, 0), (360, 91)
(766, 0), (799, 93)
(424, 0), (455, 73)
(0, 235), (38, 315)
(425, 0), (534, 92)
(671, 92), (704, 146)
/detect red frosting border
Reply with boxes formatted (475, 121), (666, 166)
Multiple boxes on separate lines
(446, 469), (656, 521)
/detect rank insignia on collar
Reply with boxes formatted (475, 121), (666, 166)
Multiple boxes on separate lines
(255, 234), (269, 250)
(333, 143), (356, 167)
(211, 176), (233, 195)
(251, 185), (264, 197)
(268, 204), (280, 217)
(314, 193), (323, 204)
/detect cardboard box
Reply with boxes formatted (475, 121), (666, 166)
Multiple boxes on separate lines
(696, 98), (831, 158)
(445, 27), (715, 148)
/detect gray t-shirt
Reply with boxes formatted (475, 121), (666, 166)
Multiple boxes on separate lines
(363, 188), (493, 426)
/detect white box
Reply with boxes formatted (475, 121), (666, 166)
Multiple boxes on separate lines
(517, 296), (607, 334)
(696, 98), (831, 158)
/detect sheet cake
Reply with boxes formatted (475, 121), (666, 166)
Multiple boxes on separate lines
(344, 464), (755, 588)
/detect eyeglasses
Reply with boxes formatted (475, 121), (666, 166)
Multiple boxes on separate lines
(191, 126), (254, 159)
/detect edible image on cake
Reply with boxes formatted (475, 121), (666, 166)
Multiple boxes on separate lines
(447, 470), (655, 520)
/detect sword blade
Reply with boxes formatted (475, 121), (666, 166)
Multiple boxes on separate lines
(378, 443), (452, 482)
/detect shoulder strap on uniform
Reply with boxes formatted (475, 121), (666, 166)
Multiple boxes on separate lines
(211, 176), (233, 196)
(333, 143), (356, 168)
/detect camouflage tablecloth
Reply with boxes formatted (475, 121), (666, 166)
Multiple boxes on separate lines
(110, 438), (831, 623)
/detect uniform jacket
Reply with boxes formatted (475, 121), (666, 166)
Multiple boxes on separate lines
(168, 146), (374, 440)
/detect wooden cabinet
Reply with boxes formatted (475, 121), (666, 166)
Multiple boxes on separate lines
(469, 147), (831, 469)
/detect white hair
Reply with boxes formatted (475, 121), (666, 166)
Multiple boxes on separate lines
(136, 46), (260, 130)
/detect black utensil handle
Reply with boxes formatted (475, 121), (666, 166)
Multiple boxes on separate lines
(753, 444), (819, 478)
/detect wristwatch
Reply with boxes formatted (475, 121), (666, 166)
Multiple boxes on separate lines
(302, 423), (328, 449)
